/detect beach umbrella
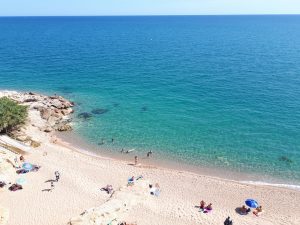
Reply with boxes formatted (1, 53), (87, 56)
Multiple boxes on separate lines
(245, 199), (258, 208)
(16, 177), (26, 185)
(22, 163), (33, 171)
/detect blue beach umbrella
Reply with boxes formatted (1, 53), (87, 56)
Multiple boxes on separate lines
(16, 177), (26, 185)
(22, 163), (33, 171)
(245, 199), (258, 208)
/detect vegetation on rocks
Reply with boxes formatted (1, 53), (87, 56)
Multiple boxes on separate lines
(0, 97), (28, 133)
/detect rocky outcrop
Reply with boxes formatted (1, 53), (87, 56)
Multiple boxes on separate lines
(0, 91), (75, 144)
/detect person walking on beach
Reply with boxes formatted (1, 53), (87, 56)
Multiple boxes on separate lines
(55, 171), (60, 182)
(50, 181), (55, 190)
(134, 156), (138, 165)
(147, 150), (153, 157)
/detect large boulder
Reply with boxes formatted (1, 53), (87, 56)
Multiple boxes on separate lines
(47, 116), (58, 126)
(15, 135), (29, 142)
(41, 126), (52, 133)
(40, 108), (51, 120)
(51, 99), (64, 109)
(30, 139), (41, 148)
(57, 124), (72, 132)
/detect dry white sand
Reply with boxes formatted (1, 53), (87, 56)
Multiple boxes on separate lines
(1, 135), (300, 225)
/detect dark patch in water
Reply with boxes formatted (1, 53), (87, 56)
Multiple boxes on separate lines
(113, 103), (119, 107)
(57, 86), (73, 94)
(279, 156), (293, 163)
(77, 112), (93, 120)
(141, 106), (148, 112)
(91, 108), (109, 115)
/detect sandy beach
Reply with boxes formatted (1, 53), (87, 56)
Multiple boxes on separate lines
(1, 91), (300, 225)
(0, 134), (299, 225)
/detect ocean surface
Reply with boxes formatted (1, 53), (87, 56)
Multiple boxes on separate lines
(1, 16), (300, 186)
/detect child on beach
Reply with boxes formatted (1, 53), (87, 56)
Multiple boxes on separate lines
(134, 156), (138, 165)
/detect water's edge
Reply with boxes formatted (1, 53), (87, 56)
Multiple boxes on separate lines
(56, 130), (300, 191)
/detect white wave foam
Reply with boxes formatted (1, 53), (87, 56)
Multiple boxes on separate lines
(241, 181), (300, 191)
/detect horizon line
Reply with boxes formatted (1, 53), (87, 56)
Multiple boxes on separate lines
(1, 13), (300, 17)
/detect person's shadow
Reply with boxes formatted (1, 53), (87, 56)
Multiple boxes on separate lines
(45, 179), (56, 183)
(42, 188), (52, 192)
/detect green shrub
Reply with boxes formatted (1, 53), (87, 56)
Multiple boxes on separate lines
(0, 97), (28, 133)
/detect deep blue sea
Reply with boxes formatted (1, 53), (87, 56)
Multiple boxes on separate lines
(1, 16), (300, 186)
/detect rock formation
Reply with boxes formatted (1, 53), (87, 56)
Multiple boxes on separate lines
(0, 91), (74, 146)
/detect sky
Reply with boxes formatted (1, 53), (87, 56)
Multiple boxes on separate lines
(0, 0), (300, 16)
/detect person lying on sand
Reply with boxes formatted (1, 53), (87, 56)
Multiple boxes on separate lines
(100, 185), (113, 194)
(9, 184), (23, 191)
(253, 206), (263, 216)
(206, 203), (212, 210)
(239, 205), (250, 214)
(205, 203), (213, 212)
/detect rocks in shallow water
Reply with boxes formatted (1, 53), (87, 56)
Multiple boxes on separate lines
(57, 124), (72, 132)
(78, 112), (93, 120)
(42, 126), (53, 133)
(279, 156), (293, 163)
(91, 108), (109, 115)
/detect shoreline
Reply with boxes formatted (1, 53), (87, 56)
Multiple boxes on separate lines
(1, 90), (300, 224)
(2, 89), (300, 190)
(57, 131), (300, 191)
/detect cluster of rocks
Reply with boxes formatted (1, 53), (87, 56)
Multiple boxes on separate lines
(0, 91), (75, 146)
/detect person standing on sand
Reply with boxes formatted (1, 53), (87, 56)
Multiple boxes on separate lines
(134, 156), (138, 165)
(55, 171), (60, 182)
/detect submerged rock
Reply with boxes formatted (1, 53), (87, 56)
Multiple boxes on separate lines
(141, 106), (148, 112)
(279, 156), (293, 163)
(78, 112), (93, 120)
(91, 108), (109, 115)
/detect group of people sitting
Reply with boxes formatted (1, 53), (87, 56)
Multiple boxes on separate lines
(238, 205), (251, 215)
(0, 182), (23, 191)
(237, 205), (263, 216)
(199, 200), (213, 213)
(8, 183), (23, 191)
(16, 164), (40, 174)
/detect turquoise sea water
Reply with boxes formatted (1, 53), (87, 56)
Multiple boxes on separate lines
(1, 16), (300, 186)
